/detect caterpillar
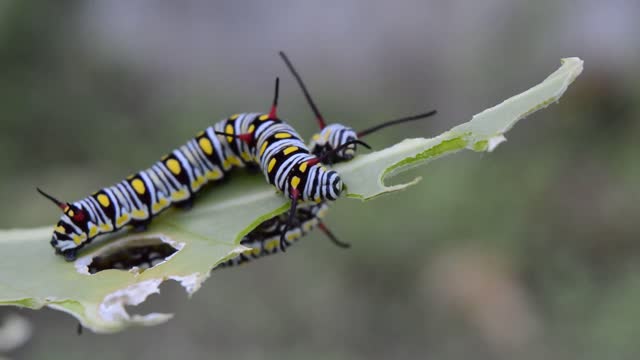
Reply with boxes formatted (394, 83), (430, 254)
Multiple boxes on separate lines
(216, 201), (349, 269)
(215, 52), (437, 269)
(38, 78), (363, 261)
(39, 52), (436, 263)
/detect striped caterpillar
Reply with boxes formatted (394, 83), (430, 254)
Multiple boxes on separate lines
(216, 52), (437, 268)
(39, 52), (435, 263)
(216, 202), (344, 268)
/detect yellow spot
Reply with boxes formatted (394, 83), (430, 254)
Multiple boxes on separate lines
(198, 137), (213, 155)
(312, 134), (320, 141)
(225, 124), (234, 142)
(132, 209), (147, 218)
(291, 176), (301, 189)
(100, 223), (113, 232)
(152, 203), (163, 213)
(317, 207), (329, 218)
(72, 234), (85, 245)
(54, 225), (66, 233)
(171, 189), (189, 202)
(286, 232), (299, 241)
(268, 158), (277, 173)
(67, 209), (74, 217)
(89, 226), (99, 238)
(315, 196), (322, 203)
(96, 194), (110, 207)
(275, 133), (292, 139)
(303, 221), (314, 232)
(299, 162), (308, 173)
(222, 159), (231, 169)
(283, 146), (298, 155)
(152, 198), (169, 213)
(229, 156), (242, 166)
(126, 174), (135, 180)
(260, 142), (269, 156)
(161, 154), (169, 161)
(229, 114), (239, 120)
(63, 205), (70, 212)
(248, 124), (255, 133)
(207, 169), (223, 180)
(116, 213), (130, 227)
(324, 128), (332, 140)
(196, 130), (205, 136)
(241, 151), (252, 161)
(264, 239), (278, 251)
(191, 176), (205, 190)
(259, 114), (269, 121)
(251, 247), (261, 256)
(131, 179), (146, 195)
(166, 159), (181, 175)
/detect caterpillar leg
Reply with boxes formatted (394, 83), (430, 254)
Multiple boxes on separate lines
(174, 198), (194, 210)
(279, 189), (300, 252)
(318, 222), (350, 248)
(131, 219), (152, 232)
(62, 249), (78, 262)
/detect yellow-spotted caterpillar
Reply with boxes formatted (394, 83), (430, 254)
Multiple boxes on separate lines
(217, 52), (437, 268)
(39, 52), (435, 262)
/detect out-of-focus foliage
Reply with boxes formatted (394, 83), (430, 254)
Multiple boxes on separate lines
(0, 1), (638, 359)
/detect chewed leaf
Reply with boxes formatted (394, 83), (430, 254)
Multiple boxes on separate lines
(0, 58), (583, 333)
(338, 57), (583, 199)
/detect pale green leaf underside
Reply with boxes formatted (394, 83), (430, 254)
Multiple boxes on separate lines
(0, 58), (583, 333)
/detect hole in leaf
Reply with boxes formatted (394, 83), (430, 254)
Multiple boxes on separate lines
(88, 238), (179, 274)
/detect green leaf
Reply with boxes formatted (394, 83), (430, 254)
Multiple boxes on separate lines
(0, 58), (583, 333)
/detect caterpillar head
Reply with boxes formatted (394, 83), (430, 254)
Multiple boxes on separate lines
(309, 124), (359, 164)
(37, 188), (89, 261)
(320, 169), (343, 201)
(302, 164), (344, 201)
(286, 162), (343, 202)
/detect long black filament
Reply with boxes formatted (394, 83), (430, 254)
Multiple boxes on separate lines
(357, 110), (437, 137)
(319, 222), (350, 248)
(279, 51), (327, 129)
(37, 187), (66, 209)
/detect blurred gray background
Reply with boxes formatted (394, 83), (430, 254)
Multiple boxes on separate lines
(1, 1), (639, 359)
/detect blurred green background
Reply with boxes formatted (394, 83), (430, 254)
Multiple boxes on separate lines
(1, 1), (639, 359)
